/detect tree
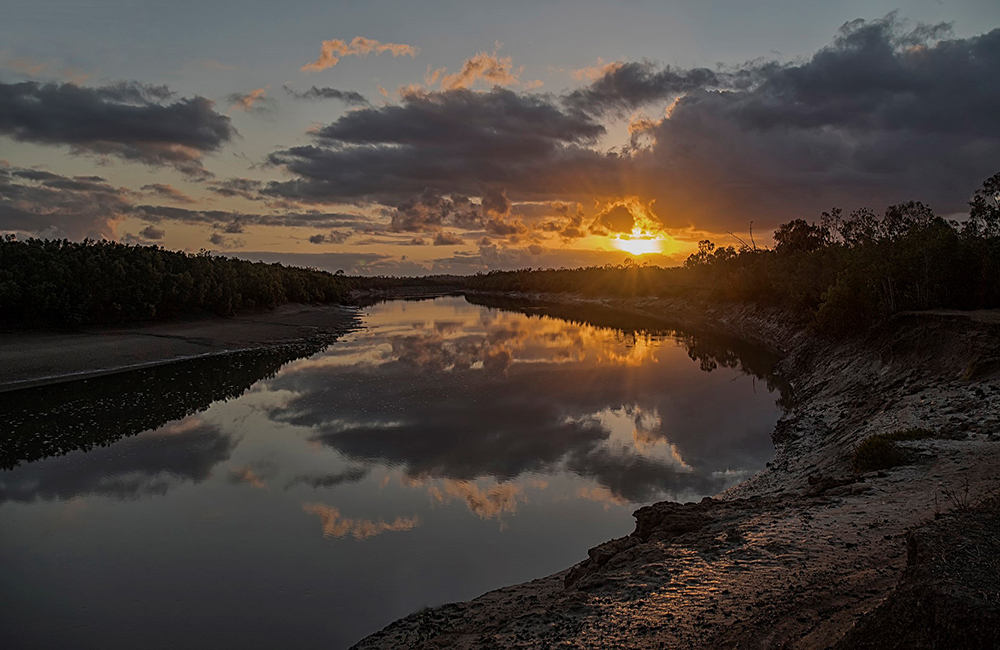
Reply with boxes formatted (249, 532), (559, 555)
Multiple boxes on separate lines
(966, 172), (1000, 237)
(773, 219), (831, 254)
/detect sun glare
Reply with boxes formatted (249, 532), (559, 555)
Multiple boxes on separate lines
(611, 234), (663, 256)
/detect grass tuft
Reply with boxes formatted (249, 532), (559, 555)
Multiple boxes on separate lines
(852, 428), (936, 473)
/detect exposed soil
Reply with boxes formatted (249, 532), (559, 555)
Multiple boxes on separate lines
(0, 303), (359, 392)
(353, 294), (1000, 649)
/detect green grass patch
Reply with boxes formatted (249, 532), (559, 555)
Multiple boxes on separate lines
(852, 428), (937, 473)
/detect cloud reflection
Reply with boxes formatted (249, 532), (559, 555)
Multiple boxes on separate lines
(302, 502), (421, 540)
(265, 297), (783, 504)
(0, 417), (235, 503)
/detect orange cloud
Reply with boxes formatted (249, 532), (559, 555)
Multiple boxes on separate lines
(0, 56), (91, 84)
(301, 37), (418, 72)
(429, 49), (523, 90)
(302, 502), (421, 540)
(571, 58), (621, 81)
(576, 485), (630, 508)
(229, 87), (269, 112)
(229, 465), (268, 489)
(426, 479), (525, 519)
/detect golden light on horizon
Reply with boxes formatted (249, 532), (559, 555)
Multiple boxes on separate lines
(610, 230), (664, 256)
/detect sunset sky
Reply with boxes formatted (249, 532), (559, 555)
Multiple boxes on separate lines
(2, 0), (999, 274)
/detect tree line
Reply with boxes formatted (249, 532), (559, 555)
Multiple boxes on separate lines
(0, 238), (352, 327)
(466, 172), (1000, 335)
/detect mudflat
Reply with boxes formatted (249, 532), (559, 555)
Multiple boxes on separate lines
(0, 303), (359, 392)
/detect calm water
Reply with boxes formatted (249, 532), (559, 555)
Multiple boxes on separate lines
(0, 296), (786, 649)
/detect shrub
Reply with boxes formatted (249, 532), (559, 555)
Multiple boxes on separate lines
(852, 428), (936, 473)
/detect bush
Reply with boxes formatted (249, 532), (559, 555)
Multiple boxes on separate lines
(852, 428), (936, 473)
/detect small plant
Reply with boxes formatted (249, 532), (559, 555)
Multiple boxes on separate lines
(942, 476), (974, 511)
(851, 428), (936, 473)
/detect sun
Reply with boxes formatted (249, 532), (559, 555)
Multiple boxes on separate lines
(611, 231), (663, 256)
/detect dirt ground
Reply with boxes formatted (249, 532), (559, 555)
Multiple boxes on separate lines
(0, 303), (359, 392)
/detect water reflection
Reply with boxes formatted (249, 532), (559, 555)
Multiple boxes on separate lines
(266, 296), (787, 504)
(0, 342), (331, 469)
(0, 296), (786, 650)
(0, 417), (233, 503)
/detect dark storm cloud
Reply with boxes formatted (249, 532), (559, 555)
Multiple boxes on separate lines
(631, 17), (1000, 229)
(563, 60), (720, 117)
(282, 85), (371, 106)
(265, 87), (614, 205)
(0, 164), (133, 238)
(0, 81), (236, 179)
(265, 16), (1000, 236)
(0, 421), (235, 503)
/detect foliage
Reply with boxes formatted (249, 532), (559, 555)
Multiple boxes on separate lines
(466, 173), (1000, 337)
(0, 238), (351, 327)
(851, 428), (936, 474)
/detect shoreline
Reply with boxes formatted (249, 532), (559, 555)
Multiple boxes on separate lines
(4, 292), (997, 646)
(354, 293), (1000, 649)
(0, 303), (360, 393)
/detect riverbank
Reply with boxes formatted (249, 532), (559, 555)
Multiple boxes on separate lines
(354, 293), (1000, 649)
(0, 303), (359, 392)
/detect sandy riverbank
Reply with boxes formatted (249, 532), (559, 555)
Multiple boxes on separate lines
(354, 294), (1000, 649)
(0, 303), (359, 392)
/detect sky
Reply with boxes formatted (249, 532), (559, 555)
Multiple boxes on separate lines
(1, 0), (999, 275)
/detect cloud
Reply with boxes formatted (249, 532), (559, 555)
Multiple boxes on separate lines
(282, 85), (370, 106)
(427, 49), (523, 90)
(301, 502), (421, 540)
(563, 59), (719, 117)
(133, 203), (376, 231)
(226, 87), (273, 113)
(140, 183), (195, 204)
(433, 231), (463, 246)
(208, 232), (244, 249)
(0, 165), (134, 238)
(0, 80), (235, 179)
(266, 16), (1000, 236)
(139, 224), (165, 240)
(591, 204), (635, 234)
(207, 177), (265, 200)
(301, 37), (417, 72)
(425, 479), (525, 520)
(570, 58), (622, 82)
(266, 87), (609, 207)
(0, 55), (91, 84)
(0, 419), (235, 503)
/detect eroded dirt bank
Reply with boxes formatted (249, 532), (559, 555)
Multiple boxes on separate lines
(354, 294), (1000, 649)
